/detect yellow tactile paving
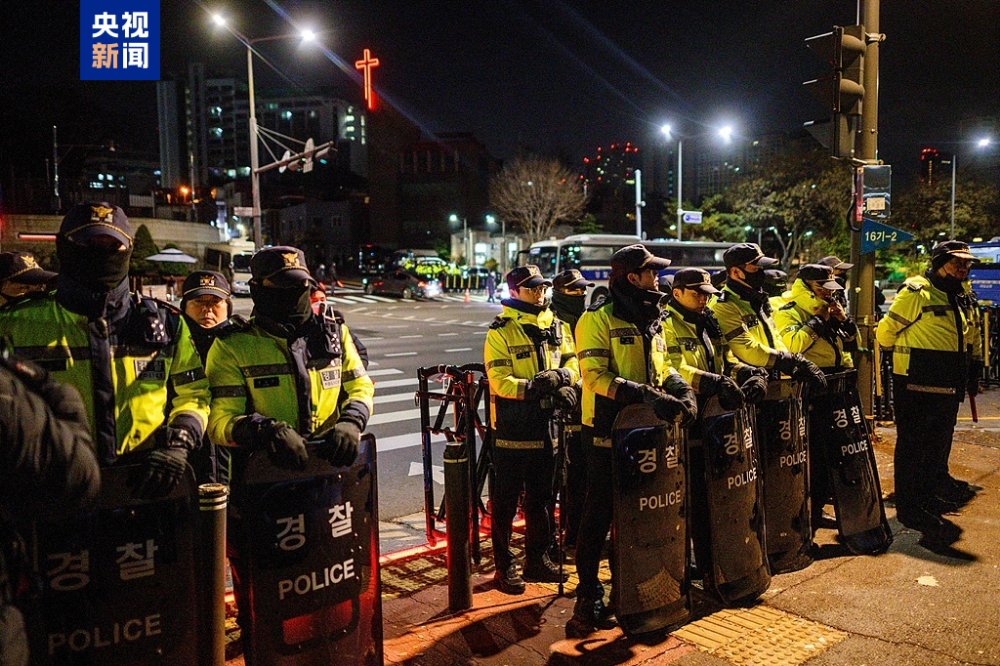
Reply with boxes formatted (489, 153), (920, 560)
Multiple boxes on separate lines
(672, 606), (848, 665)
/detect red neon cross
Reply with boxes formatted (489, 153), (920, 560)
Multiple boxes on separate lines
(355, 48), (380, 110)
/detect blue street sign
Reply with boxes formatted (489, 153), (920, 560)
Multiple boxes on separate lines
(861, 218), (914, 255)
(682, 211), (703, 224)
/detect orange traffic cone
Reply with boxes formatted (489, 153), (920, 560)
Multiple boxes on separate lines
(464, 288), (471, 303)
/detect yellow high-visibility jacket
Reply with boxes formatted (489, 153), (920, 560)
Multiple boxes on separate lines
(207, 316), (374, 446)
(576, 299), (686, 446)
(0, 292), (210, 460)
(774, 281), (854, 371)
(484, 302), (579, 449)
(876, 274), (970, 395)
(710, 284), (788, 369)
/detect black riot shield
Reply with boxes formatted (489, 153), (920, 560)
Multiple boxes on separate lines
(611, 404), (689, 637)
(20, 462), (199, 666)
(237, 434), (382, 666)
(756, 379), (813, 573)
(811, 371), (893, 555)
(697, 397), (770, 604)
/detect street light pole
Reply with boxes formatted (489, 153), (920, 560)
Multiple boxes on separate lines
(950, 153), (957, 239)
(676, 138), (684, 241)
(247, 45), (262, 251)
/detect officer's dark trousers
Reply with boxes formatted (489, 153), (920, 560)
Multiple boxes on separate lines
(893, 381), (961, 512)
(564, 428), (587, 547)
(490, 446), (555, 572)
(575, 427), (614, 600)
(808, 405), (833, 523)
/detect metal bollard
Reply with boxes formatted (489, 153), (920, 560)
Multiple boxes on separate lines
(198, 483), (229, 666)
(444, 442), (473, 611)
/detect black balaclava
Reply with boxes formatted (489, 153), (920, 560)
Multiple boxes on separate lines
(609, 274), (662, 330)
(551, 290), (586, 330)
(926, 263), (964, 294)
(56, 235), (132, 291)
(739, 267), (766, 291)
(250, 281), (313, 328)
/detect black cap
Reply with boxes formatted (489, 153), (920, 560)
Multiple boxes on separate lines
(250, 246), (313, 286)
(657, 273), (674, 292)
(59, 202), (133, 247)
(552, 269), (593, 292)
(506, 264), (552, 290)
(723, 243), (779, 269)
(0, 252), (56, 285)
(181, 270), (231, 300)
(672, 268), (720, 295)
(818, 255), (854, 271)
(797, 264), (844, 290)
(764, 268), (788, 283)
(931, 240), (976, 263)
(610, 244), (671, 276)
(710, 270), (728, 289)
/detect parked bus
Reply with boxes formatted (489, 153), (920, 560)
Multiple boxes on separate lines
(204, 239), (255, 296)
(526, 234), (730, 304)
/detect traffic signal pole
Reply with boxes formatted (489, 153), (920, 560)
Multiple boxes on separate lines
(851, 0), (881, 416)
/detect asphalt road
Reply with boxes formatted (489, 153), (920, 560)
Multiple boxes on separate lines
(233, 288), (499, 520)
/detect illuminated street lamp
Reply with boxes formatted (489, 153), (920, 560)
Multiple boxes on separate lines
(449, 214), (471, 265)
(213, 14), (319, 250)
(486, 214), (507, 274)
(939, 136), (995, 238)
(662, 122), (736, 241)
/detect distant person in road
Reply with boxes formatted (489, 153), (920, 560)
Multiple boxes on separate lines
(569, 245), (697, 637)
(484, 265), (579, 594)
(485, 270), (497, 303)
(876, 240), (978, 543)
(548, 269), (592, 554)
(315, 263), (327, 285)
(0, 353), (101, 666)
(0, 252), (56, 308)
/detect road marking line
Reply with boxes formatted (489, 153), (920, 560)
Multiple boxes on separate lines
(368, 368), (404, 377)
(376, 378), (420, 389)
(400, 335), (424, 339)
(365, 336), (384, 341)
(329, 297), (355, 304)
(438, 333), (459, 337)
(445, 348), (473, 353)
(368, 408), (422, 426)
(384, 352), (418, 358)
(376, 432), (444, 452)
(368, 295), (396, 302)
(374, 392), (416, 405)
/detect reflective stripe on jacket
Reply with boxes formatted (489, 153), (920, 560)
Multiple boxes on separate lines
(773, 281), (853, 371)
(576, 300), (679, 445)
(876, 275), (968, 394)
(484, 303), (579, 449)
(661, 303), (726, 392)
(206, 319), (374, 446)
(0, 294), (210, 457)
(710, 285), (787, 369)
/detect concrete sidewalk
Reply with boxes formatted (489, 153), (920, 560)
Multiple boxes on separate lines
(228, 388), (1000, 666)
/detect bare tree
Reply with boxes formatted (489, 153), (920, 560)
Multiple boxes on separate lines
(489, 155), (587, 244)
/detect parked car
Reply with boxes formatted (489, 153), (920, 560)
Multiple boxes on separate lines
(363, 270), (442, 300)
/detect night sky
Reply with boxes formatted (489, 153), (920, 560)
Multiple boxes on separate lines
(2, 0), (998, 184)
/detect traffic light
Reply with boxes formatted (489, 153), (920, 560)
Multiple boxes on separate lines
(804, 24), (867, 159)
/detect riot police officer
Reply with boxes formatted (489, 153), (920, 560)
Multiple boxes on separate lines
(484, 265), (579, 594)
(818, 255), (854, 310)
(180, 270), (239, 485)
(710, 243), (827, 388)
(568, 245), (697, 637)
(206, 246), (374, 657)
(774, 264), (857, 528)
(876, 240), (978, 540)
(0, 252), (56, 308)
(549, 269), (592, 553)
(0, 203), (211, 499)
(662, 268), (769, 592)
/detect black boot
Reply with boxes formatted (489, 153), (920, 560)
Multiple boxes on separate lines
(523, 554), (569, 583)
(494, 564), (526, 595)
(566, 596), (617, 638)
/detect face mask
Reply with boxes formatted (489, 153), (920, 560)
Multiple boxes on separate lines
(57, 236), (132, 291)
(741, 269), (766, 290)
(251, 283), (313, 325)
(551, 290), (586, 321)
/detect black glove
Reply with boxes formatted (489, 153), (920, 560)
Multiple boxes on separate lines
(716, 376), (745, 411)
(552, 385), (579, 410)
(792, 355), (828, 393)
(526, 368), (571, 398)
(316, 421), (361, 467)
(34, 378), (89, 426)
(135, 448), (189, 499)
(233, 417), (309, 470)
(740, 375), (769, 405)
(644, 387), (697, 425)
(968, 361), (984, 396)
(805, 316), (829, 336)
(733, 364), (768, 385)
